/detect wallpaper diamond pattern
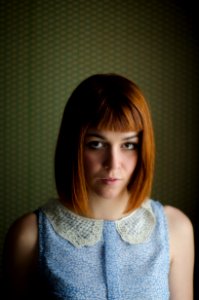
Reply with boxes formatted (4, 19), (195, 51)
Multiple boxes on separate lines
(0, 0), (198, 286)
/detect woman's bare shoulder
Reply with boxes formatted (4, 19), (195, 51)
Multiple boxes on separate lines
(3, 212), (38, 277)
(164, 205), (193, 235)
(164, 205), (194, 299)
(164, 206), (194, 299)
(5, 212), (38, 247)
(163, 205), (194, 266)
(3, 212), (39, 298)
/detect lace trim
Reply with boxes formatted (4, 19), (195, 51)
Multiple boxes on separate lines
(41, 199), (156, 248)
(116, 200), (156, 244)
(42, 200), (103, 248)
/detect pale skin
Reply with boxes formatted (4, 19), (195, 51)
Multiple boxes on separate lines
(3, 130), (195, 299)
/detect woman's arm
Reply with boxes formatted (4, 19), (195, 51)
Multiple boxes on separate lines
(2, 212), (38, 300)
(164, 205), (194, 300)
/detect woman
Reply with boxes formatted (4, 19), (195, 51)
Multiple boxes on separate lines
(3, 73), (194, 299)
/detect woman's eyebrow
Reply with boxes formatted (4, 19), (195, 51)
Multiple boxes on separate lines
(122, 135), (139, 141)
(85, 133), (105, 139)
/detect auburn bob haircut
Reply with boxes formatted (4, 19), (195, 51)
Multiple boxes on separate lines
(55, 73), (155, 217)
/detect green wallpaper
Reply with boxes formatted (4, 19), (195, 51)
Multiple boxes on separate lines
(0, 0), (198, 282)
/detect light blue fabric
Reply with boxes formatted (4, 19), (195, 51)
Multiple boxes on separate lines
(36, 200), (170, 299)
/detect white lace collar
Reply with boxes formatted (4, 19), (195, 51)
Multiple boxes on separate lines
(41, 198), (156, 248)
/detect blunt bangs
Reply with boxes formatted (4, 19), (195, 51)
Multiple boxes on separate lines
(94, 102), (143, 133)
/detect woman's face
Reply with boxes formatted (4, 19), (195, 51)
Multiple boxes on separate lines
(83, 128), (139, 204)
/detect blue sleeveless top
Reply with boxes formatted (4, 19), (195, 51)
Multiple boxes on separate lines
(36, 199), (170, 299)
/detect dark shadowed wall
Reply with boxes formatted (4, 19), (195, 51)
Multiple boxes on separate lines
(0, 0), (198, 296)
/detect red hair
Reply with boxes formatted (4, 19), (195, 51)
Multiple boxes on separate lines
(55, 74), (155, 216)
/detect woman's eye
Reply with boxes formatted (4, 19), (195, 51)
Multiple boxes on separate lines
(122, 143), (137, 150)
(86, 141), (104, 149)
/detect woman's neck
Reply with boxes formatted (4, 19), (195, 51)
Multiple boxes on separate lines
(88, 193), (130, 220)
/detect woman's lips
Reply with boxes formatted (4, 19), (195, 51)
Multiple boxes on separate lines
(100, 178), (121, 185)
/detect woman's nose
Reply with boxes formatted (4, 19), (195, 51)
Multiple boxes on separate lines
(103, 147), (120, 170)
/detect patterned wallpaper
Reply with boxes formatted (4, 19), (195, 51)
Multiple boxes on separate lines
(0, 0), (198, 286)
